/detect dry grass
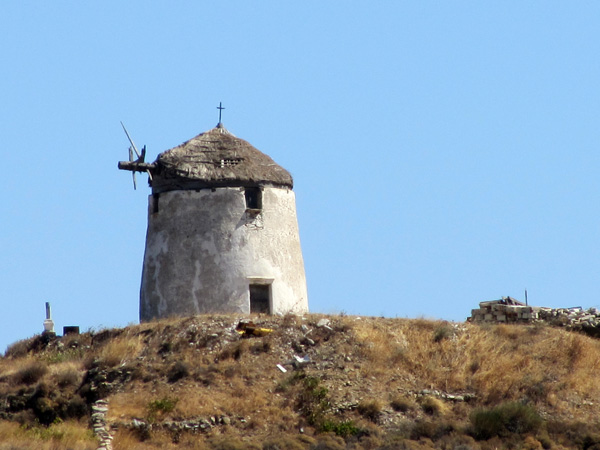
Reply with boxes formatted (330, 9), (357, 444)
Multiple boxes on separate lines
(348, 317), (600, 417)
(0, 420), (96, 450)
(50, 361), (84, 388)
(96, 333), (144, 367)
(3, 314), (600, 448)
(419, 396), (448, 416)
(112, 428), (212, 449)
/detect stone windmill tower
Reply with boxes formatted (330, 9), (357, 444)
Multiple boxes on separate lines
(118, 118), (308, 321)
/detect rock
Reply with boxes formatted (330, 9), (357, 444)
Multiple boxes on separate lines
(302, 338), (315, 346)
(317, 319), (330, 328)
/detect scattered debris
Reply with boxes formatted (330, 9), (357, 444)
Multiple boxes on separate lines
(316, 318), (330, 328)
(236, 320), (273, 337)
(292, 354), (310, 368)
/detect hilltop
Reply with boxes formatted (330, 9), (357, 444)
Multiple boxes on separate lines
(1, 314), (600, 449)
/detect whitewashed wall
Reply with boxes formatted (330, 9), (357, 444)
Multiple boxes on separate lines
(139, 186), (308, 321)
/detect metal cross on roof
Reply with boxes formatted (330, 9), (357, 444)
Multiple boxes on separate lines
(217, 102), (225, 124)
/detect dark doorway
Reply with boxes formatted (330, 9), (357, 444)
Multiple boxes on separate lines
(249, 284), (270, 314)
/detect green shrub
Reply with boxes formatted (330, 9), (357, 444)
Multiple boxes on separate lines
(284, 372), (361, 438)
(147, 397), (178, 421)
(295, 374), (329, 427)
(319, 419), (361, 438)
(470, 402), (542, 440)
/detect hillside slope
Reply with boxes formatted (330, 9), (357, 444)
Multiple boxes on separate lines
(1, 314), (600, 449)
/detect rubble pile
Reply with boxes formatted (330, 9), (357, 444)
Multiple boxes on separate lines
(470, 297), (600, 334)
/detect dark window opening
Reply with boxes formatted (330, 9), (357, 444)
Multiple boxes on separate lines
(152, 194), (160, 213)
(249, 284), (270, 314)
(245, 187), (262, 210)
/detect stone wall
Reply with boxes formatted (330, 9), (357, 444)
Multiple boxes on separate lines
(469, 298), (600, 335)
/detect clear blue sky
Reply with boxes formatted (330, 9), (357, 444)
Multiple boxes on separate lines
(2, 2), (599, 352)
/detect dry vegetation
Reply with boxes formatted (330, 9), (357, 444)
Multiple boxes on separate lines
(1, 314), (600, 449)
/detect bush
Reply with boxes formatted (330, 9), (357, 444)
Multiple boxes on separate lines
(167, 361), (189, 383)
(65, 395), (88, 419)
(295, 374), (329, 427)
(470, 402), (542, 440)
(13, 362), (48, 385)
(410, 420), (456, 441)
(262, 434), (310, 450)
(32, 396), (58, 426)
(210, 436), (261, 450)
(55, 367), (80, 388)
(251, 340), (272, 354)
(4, 338), (33, 358)
(357, 400), (381, 423)
(420, 396), (445, 416)
(147, 397), (178, 421)
(433, 323), (453, 342)
(390, 396), (413, 413)
(311, 433), (346, 450)
(219, 341), (248, 361)
(320, 420), (361, 438)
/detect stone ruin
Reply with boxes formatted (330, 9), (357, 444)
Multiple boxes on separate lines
(469, 296), (600, 337)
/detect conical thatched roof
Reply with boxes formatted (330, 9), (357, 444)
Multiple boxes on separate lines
(150, 124), (293, 193)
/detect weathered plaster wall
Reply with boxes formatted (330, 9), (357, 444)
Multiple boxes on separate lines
(139, 186), (308, 321)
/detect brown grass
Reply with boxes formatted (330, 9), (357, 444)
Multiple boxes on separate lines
(0, 421), (96, 450)
(96, 333), (144, 367)
(350, 317), (600, 411)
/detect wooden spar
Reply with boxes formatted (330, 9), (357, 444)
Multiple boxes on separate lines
(118, 161), (156, 173)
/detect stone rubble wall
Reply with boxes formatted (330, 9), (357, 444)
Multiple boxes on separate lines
(91, 399), (113, 450)
(470, 303), (600, 331)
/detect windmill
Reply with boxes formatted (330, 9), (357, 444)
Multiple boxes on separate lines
(118, 122), (154, 189)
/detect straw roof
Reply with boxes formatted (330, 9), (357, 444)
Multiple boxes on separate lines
(150, 124), (293, 193)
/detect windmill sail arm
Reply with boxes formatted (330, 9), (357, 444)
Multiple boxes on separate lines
(118, 161), (156, 173)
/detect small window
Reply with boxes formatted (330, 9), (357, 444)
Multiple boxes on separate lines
(219, 158), (243, 168)
(249, 284), (270, 314)
(245, 187), (262, 210)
